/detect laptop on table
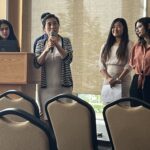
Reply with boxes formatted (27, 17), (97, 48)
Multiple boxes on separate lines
(0, 40), (20, 52)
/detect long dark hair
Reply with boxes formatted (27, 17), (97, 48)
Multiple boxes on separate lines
(135, 17), (150, 46)
(101, 18), (129, 63)
(0, 19), (18, 40)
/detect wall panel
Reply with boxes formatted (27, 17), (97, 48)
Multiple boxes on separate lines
(31, 0), (149, 94)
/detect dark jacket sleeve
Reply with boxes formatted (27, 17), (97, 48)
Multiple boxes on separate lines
(33, 39), (45, 68)
(62, 37), (73, 64)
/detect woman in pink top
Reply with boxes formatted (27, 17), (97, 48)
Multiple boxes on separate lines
(130, 17), (150, 106)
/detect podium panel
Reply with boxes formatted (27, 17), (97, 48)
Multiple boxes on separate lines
(0, 52), (40, 84)
(0, 52), (40, 99)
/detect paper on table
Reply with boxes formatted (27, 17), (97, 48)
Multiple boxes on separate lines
(101, 84), (122, 104)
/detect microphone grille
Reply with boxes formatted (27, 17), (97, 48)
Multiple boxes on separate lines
(50, 31), (57, 36)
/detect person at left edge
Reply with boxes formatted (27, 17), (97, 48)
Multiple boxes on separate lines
(34, 13), (73, 120)
(0, 19), (20, 51)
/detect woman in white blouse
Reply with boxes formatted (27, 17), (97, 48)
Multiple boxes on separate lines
(99, 18), (133, 103)
(34, 13), (73, 120)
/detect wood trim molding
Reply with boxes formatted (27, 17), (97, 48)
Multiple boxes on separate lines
(7, 0), (31, 52)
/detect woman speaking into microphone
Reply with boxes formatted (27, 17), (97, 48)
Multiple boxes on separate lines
(34, 13), (73, 120)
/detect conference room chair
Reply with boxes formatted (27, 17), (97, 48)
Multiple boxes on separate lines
(0, 107), (57, 150)
(45, 93), (98, 150)
(103, 97), (150, 150)
(0, 90), (40, 121)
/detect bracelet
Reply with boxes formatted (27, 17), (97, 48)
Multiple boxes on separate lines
(116, 78), (121, 82)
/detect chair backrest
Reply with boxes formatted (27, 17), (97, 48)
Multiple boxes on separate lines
(0, 90), (40, 120)
(0, 108), (57, 150)
(45, 94), (98, 150)
(103, 97), (150, 150)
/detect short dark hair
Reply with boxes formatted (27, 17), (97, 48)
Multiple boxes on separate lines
(41, 12), (51, 23)
(41, 13), (60, 29)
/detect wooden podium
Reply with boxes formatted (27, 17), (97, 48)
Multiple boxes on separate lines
(0, 52), (40, 98)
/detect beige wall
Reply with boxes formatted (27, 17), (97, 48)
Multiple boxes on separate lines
(148, 0), (150, 16)
(31, 0), (149, 94)
(0, 0), (7, 19)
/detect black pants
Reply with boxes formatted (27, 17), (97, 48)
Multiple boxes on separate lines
(130, 74), (150, 106)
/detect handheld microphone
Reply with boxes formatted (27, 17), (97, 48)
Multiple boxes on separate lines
(49, 31), (57, 53)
